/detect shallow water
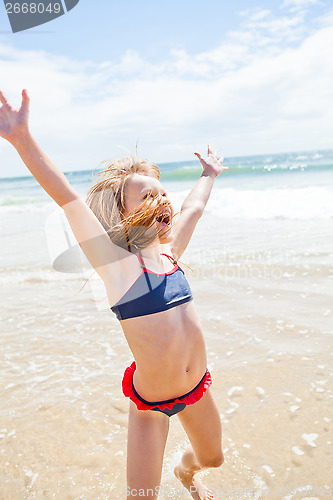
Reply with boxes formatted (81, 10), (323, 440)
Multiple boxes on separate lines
(1, 152), (333, 498)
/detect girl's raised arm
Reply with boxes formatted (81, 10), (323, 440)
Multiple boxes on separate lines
(0, 89), (128, 279)
(0, 89), (78, 207)
(170, 145), (228, 261)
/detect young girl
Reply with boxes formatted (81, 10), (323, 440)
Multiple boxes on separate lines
(0, 89), (228, 500)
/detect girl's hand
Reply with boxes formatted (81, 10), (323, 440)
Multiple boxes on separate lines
(0, 89), (30, 144)
(194, 145), (228, 178)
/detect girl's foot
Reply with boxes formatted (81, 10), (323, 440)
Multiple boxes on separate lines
(174, 464), (214, 500)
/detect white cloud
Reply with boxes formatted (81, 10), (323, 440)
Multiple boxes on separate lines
(0, 5), (332, 177)
(239, 7), (307, 46)
(281, 0), (321, 14)
(282, 0), (319, 7)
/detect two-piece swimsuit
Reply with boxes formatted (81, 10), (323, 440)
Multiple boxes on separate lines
(111, 253), (212, 417)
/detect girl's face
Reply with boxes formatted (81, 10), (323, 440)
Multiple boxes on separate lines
(124, 174), (174, 243)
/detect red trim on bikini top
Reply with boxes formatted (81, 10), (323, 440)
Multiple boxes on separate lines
(122, 361), (212, 411)
(136, 253), (179, 276)
(110, 253), (186, 313)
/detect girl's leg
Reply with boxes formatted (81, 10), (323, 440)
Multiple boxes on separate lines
(127, 400), (170, 499)
(174, 388), (223, 500)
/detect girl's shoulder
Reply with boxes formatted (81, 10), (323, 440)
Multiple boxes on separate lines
(102, 251), (141, 305)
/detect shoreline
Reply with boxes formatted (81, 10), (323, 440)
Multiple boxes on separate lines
(1, 266), (332, 498)
(1, 167), (332, 497)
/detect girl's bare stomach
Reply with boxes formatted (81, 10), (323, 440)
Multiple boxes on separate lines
(120, 301), (207, 401)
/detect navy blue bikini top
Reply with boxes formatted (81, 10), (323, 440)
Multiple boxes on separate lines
(110, 253), (193, 321)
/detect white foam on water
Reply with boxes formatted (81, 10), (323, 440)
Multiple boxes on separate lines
(282, 486), (322, 500)
(7, 183), (329, 222)
(262, 465), (275, 476)
(0, 197), (51, 213)
(205, 186), (333, 220)
(100, 342), (115, 356)
(225, 401), (240, 414)
(302, 433), (319, 447)
(24, 468), (39, 489)
(227, 386), (244, 396)
(292, 446), (304, 455)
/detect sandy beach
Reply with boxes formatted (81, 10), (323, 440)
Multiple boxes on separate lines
(1, 153), (332, 498)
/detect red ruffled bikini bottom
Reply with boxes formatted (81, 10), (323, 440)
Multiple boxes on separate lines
(122, 361), (212, 417)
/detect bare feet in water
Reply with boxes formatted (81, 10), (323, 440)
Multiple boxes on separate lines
(174, 464), (214, 500)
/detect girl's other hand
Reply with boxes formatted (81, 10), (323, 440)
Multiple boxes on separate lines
(194, 145), (228, 178)
(0, 89), (30, 144)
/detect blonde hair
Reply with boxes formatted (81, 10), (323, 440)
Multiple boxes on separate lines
(86, 156), (171, 252)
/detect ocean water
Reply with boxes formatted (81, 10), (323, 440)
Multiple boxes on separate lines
(1, 149), (333, 218)
(1, 149), (333, 284)
(0, 149), (332, 498)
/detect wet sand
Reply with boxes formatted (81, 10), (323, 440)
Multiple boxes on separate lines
(0, 211), (332, 498)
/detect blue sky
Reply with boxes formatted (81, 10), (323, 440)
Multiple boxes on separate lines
(0, 1), (294, 61)
(0, 0), (332, 176)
